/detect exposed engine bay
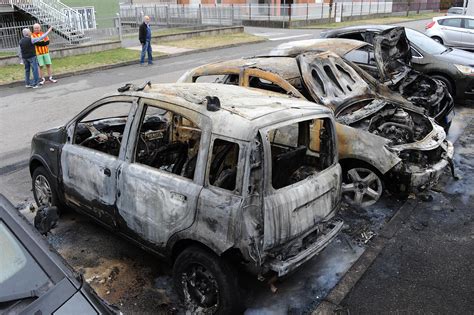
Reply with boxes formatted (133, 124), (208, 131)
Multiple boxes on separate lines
(336, 102), (432, 145)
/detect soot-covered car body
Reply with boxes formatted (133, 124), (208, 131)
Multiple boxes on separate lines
(0, 194), (118, 315)
(178, 53), (454, 207)
(30, 83), (343, 313)
(270, 29), (455, 130)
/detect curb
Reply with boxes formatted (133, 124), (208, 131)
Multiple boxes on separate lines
(298, 15), (437, 29)
(0, 38), (267, 89)
(312, 199), (418, 314)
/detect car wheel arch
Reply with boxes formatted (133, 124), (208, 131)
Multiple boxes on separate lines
(30, 156), (54, 177)
(339, 158), (385, 179)
(427, 72), (456, 96)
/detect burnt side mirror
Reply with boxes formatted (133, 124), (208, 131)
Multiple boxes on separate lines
(34, 206), (59, 235)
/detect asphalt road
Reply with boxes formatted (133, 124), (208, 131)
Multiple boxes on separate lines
(0, 19), (450, 314)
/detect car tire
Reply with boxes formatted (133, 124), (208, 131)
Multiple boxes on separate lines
(431, 74), (454, 96)
(173, 246), (241, 314)
(341, 166), (384, 208)
(32, 166), (60, 209)
(431, 36), (443, 45)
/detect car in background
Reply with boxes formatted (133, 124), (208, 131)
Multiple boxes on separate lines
(30, 82), (343, 312)
(320, 25), (474, 102)
(425, 16), (474, 50)
(178, 54), (454, 207)
(270, 29), (455, 131)
(446, 6), (466, 15)
(0, 194), (118, 315)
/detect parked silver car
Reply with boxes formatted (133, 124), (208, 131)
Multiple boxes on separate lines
(425, 16), (474, 50)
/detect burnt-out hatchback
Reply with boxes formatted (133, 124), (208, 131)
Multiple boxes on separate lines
(30, 83), (343, 313)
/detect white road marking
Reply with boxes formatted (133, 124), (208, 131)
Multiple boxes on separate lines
(269, 34), (313, 41)
(252, 32), (285, 37)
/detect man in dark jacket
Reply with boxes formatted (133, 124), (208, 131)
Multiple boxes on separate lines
(19, 26), (52, 88)
(138, 16), (153, 66)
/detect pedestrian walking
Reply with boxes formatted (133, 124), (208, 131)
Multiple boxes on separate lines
(32, 23), (58, 84)
(139, 16), (153, 66)
(19, 26), (53, 89)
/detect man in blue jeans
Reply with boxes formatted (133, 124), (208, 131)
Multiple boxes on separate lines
(19, 26), (53, 88)
(138, 16), (153, 66)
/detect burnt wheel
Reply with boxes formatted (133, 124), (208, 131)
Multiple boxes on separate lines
(173, 246), (241, 314)
(32, 166), (59, 208)
(431, 74), (454, 96)
(342, 167), (383, 207)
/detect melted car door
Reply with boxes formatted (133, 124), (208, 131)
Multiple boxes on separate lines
(61, 98), (138, 227)
(260, 117), (341, 250)
(115, 100), (208, 247)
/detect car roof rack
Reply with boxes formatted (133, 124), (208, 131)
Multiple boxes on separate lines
(118, 80), (151, 93)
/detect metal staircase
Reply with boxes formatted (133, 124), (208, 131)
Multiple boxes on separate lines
(10, 0), (89, 45)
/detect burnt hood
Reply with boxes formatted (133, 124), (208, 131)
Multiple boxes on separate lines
(373, 27), (412, 83)
(296, 51), (378, 110)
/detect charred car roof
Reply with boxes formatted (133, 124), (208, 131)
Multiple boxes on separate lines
(269, 38), (367, 57)
(113, 83), (333, 141)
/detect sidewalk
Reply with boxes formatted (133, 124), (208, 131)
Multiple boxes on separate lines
(324, 109), (474, 314)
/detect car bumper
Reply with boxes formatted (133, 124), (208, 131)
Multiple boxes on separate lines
(408, 140), (454, 191)
(267, 219), (343, 277)
(456, 75), (474, 101)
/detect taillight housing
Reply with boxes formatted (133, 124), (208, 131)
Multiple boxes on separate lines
(426, 21), (436, 29)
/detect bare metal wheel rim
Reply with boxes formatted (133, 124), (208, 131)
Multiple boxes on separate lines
(35, 174), (52, 207)
(342, 168), (383, 207)
(181, 263), (219, 312)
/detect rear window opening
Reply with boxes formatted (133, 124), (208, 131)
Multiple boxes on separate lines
(268, 118), (335, 189)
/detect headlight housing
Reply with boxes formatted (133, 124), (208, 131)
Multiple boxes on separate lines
(454, 64), (474, 75)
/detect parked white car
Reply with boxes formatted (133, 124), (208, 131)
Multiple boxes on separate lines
(446, 6), (466, 15)
(425, 16), (474, 50)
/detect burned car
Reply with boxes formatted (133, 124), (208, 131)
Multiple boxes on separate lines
(178, 53), (454, 207)
(30, 83), (343, 313)
(0, 194), (118, 315)
(270, 29), (455, 130)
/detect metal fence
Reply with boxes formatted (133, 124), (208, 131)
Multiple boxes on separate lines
(0, 20), (70, 51)
(120, 1), (440, 26)
(0, 17), (122, 51)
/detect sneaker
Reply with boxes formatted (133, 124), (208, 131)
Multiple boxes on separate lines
(32, 85), (42, 89)
(48, 77), (57, 83)
(25, 85), (33, 88)
(39, 78), (46, 85)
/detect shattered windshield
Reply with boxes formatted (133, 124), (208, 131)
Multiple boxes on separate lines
(405, 29), (446, 55)
(0, 221), (51, 303)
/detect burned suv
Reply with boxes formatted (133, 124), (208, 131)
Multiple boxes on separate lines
(30, 83), (343, 313)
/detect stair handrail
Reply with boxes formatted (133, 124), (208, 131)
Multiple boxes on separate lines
(37, 0), (84, 33)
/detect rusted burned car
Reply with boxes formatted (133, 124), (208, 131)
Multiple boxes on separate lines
(30, 83), (343, 313)
(178, 53), (454, 207)
(269, 30), (455, 130)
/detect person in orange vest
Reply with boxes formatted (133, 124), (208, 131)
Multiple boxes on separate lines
(32, 23), (57, 84)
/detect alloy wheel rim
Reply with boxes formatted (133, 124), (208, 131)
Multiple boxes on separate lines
(342, 168), (383, 207)
(35, 175), (52, 207)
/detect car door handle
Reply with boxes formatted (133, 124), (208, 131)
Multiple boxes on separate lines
(103, 168), (111, 177)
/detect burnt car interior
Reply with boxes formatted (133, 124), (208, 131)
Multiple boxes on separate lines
(268, 118), (334, 189)
(209, 139), (239, 191)
(134, 105), (201, 180)
(74, 102), (132, 157)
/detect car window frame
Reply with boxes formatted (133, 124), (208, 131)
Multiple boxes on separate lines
(65, 95), (138, 161)
(125, 97), (212, 185)
(259, 114), (338, 195)
(205, 135), (246, 196)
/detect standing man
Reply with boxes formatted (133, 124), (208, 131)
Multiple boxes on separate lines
(32, 23), (57, 84)
(139, 16), (153, 66)
(19, 26), (53, 89)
